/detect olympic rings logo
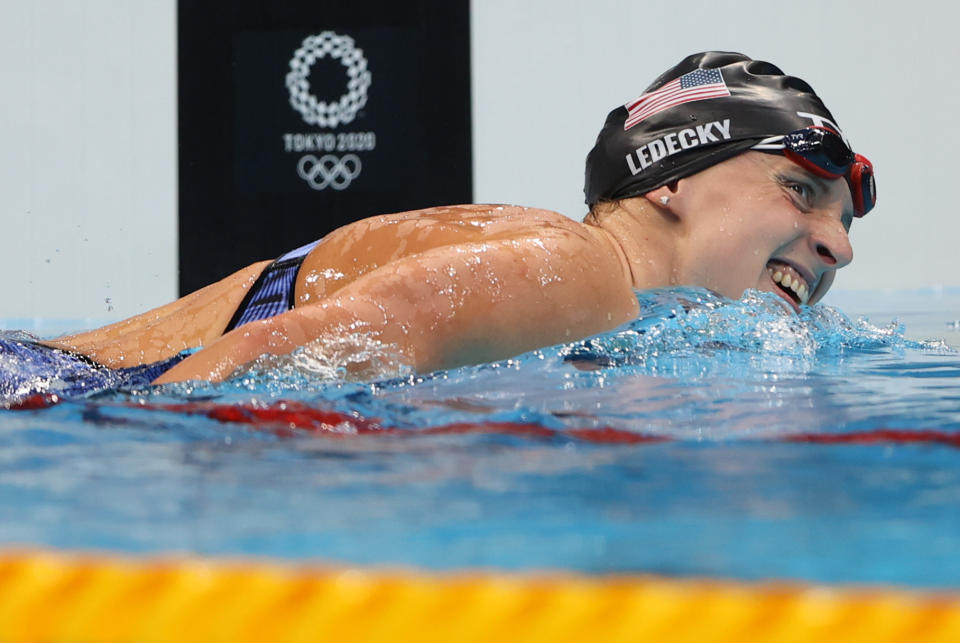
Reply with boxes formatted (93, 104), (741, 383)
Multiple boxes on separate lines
(286, 32), (372, 128)
(297, 154), (362, 190)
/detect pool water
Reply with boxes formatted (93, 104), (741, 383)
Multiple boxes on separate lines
(1, 288), (959, 588)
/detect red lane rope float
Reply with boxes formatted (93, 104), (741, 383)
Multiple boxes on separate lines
(146, 402), (670, 444)
(156, 400), (385, 436)
(9, 395), (960, 449)
(129, 400), (960, 448)
(784, 429), (960, 448)
(7, 393), (60, 410)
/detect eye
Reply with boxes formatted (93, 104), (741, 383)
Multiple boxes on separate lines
(777, 176), (815, 210)
(787, 182), (814, 204)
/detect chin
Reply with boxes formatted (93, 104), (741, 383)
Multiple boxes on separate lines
(808, 273), (835, 305)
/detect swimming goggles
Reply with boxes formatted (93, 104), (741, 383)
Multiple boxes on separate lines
(753, 127), (876, 217)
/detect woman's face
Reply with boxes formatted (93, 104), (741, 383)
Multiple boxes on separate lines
(675, 151), (854, 310)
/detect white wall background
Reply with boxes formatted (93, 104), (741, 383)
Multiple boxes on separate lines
(1, 0), (957, 322)
(0, 0), (177, 322)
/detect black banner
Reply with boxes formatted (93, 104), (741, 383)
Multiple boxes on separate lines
(178, 1), (472, 294)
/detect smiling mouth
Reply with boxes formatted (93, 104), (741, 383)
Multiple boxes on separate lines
(766, 260), (811, 307)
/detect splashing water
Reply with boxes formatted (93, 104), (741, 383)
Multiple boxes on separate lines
(230, 329), (413, 386)
(2, 288), (951, 416)
(141, 287), (955, 440)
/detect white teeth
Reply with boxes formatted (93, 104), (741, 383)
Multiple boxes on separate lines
(767, 263), (810, 305)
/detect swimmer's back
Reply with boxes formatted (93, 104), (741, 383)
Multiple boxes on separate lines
(295, 204), (594, 304)
(155, 203), (639, 383)
(47, 204), (624, 371)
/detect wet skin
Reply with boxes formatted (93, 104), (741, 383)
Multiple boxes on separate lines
(48, 205), (641, 376)
(151, 205), (642, 382)
(45, 151), (856, 383)
(645, 151), (854, 312)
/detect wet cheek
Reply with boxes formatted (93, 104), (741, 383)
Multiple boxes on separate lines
(725, 238), (773, 297)
(690, 242), (749, 298)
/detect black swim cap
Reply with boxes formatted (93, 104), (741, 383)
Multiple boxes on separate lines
(584, 51), (847, 206)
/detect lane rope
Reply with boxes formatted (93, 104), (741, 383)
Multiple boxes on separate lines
(14, 395), (957, 449)
(0, 550), (957, 643)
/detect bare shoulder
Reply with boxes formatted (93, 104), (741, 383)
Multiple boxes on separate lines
(322, 203), (587, 239)
(325, 203), (614, 260)
(297, 203), (618, 301)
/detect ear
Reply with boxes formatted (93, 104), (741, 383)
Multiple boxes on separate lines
(642, 180), (688, 219)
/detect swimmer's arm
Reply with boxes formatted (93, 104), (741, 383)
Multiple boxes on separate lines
(154, 232), (639, 384)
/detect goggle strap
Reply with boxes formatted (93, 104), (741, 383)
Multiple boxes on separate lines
(752, 135), (785, 150)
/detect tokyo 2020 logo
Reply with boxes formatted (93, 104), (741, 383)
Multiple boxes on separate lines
(285, 32), (371, 129)
(284, 32), (375, 191)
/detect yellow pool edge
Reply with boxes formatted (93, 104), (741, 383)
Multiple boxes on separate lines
(0, 548), (957, 642)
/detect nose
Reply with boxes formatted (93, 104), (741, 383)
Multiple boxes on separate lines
(811, 216), (853, 270)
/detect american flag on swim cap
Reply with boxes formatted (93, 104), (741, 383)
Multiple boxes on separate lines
(624, 68), (730, 131)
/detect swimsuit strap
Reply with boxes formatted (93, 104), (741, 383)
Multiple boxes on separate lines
(222, 239), (322, 334)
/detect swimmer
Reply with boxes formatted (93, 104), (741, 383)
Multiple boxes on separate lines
(36, 51), (874, 386)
